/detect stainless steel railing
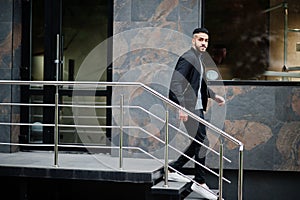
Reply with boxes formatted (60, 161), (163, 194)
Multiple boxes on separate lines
(0, 80), (244, 200)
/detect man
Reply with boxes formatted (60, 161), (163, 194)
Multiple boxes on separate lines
(168, 27), (225, 200)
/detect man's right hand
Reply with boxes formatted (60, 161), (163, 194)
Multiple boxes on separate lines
(179, 110), (188, 122)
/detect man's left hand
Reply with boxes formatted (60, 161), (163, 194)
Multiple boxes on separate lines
(214, 95), (225, 106)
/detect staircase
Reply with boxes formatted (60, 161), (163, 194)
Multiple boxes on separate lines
(185, 191), (220, 200)
(151, 180), (190, 200)
(151, 179), (220, 200)
(0, 80), (242, 200)
(151, 174), (220, 200)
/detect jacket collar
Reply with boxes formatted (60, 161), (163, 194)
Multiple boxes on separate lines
(191, 47), (204, 58)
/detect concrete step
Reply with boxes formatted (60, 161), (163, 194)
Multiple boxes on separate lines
(151, 175), (222, 200)
(151, 175), (194, 195)
(184, 190), (221, 200)
(151, 180), (191, 196)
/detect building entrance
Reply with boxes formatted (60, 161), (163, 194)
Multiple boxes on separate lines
(21, 0), (112, 149)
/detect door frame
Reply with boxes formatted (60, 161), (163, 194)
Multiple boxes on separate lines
(20, 0), (113, 150)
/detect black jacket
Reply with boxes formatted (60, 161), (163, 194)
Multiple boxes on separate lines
(169, 48), (215, 111)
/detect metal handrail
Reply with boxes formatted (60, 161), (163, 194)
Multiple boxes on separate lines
(0, 80), (244, 200)
(9, 80), (242, 145)
(0, 101), (234, 163)
(0, 80), (243, 145)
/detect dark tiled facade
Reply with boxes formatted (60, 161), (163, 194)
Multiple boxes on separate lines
(0, 0), (21, 153)
(0, 0), (299, 173)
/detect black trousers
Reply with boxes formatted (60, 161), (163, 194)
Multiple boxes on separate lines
(169, 109), (207, 184)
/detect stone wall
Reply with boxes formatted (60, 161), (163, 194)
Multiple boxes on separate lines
(112, 0), (203, 162)
(206, 84), (300, 171)
(112, 0), (300, 172)
(0, 0), (21, 152)
(0, 0), (299, 171)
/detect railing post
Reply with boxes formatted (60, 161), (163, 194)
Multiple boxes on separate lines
(283, 2), (288, 76)
(218, 142), (224, 200)
(54, 34), (60, 167)
(238, 145), (244, 200)
(119, 95), (124, 170)
(163, 110), (169, 187)
(54, 89), (59, 167)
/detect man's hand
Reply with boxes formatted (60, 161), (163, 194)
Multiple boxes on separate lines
(179, 109), (188, 122)
(214, 94), (225, 106)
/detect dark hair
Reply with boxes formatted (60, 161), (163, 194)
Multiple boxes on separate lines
(192, 27), (209, 35)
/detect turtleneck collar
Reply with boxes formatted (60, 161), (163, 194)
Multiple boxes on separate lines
(191, 47), (203, 58)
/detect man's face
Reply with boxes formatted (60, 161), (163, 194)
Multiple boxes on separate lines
(192, 32), (209, 52)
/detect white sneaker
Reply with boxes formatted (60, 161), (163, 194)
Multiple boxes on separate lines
(167, 172), (190, 183)
(191, 182), (217, 200)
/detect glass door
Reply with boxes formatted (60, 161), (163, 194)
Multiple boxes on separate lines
(21, 0), (112, 149)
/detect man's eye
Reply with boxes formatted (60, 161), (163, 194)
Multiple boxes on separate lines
(198, 38), (208, 42)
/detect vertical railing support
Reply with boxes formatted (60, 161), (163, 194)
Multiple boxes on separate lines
(54, 34), (60, 167)
(283, 2), (288, 72)
(54, 90), (59, 167)
(282, 2), (289, 80)
(163, 110), (169, 187)
(238, 145), (244, 200)
(218, 142), (224, 200)
(119, 95), (124, 170)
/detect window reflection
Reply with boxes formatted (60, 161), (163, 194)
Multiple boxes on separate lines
(205, 0), (300, 81)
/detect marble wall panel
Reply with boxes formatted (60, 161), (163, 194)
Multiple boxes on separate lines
(203, 85), (300, 171)
(0, 0), (12, 22)
(0, 22), (13, 70)
(0, 0), (298, 169)
(112, 0), (201, 159)
(112, 0), (300, 171)
(0, 0), (21, 152)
